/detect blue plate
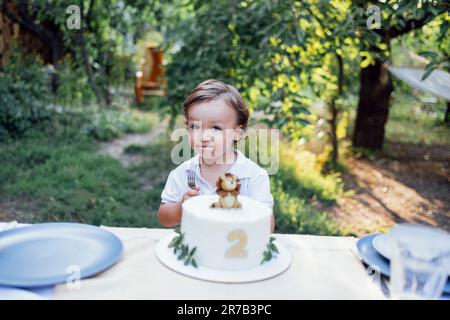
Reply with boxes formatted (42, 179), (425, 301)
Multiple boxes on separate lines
(356, 234), (450, 294)
(0, 223), (123, 288)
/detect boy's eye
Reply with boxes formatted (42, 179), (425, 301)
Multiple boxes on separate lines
(212, 126), (222, 131)
(189, 123), (200, 130)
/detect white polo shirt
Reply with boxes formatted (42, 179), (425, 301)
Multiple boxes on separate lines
(160, 150), (274, 209)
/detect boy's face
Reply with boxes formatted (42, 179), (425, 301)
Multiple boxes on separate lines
(187, 99), (242, 164)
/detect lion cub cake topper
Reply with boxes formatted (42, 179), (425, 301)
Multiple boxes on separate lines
(211, 173), (242, 209)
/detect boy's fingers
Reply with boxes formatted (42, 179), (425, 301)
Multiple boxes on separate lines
(187, 189), (199, 196)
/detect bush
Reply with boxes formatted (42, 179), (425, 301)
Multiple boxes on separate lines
(1, 51), (153, 142)
(0, 52), (52, 140)
(81, 108), (154, 141)
(51, 58), (96, 107)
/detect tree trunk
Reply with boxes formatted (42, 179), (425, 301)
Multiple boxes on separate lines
(351, 3), (444, 151)
(446, 101), (450, 124)
(78, 0), (103, 105)
(352, 58), (393, 150)
(329, 98), (338, 168)
(328, 53), (343, 171)
(445, 62), (450, 124)
(2, 0), (63, 93)
(77, 32), (102, 104)
(49, 38), (60, 93)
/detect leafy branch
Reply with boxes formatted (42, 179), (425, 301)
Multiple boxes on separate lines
(260, 237), (279, 265)
(168, 226), (198, 268)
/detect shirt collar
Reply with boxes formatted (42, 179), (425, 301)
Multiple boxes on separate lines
(187, 150), (251, 179)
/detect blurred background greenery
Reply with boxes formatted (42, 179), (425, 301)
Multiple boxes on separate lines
(1, 0), (449, 236)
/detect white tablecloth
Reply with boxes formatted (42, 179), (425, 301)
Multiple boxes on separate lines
(0, 223), (386, 299)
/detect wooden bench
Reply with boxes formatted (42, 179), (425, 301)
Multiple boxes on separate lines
(135, 44), (166, 104)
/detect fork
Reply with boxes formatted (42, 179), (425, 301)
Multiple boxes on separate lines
(187, 164), (197, 189)
(348, 244), (391, 297)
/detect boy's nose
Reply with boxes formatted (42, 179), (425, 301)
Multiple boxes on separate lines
(201, 129), (214, 142)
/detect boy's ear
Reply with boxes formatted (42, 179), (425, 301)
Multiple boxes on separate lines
(233, 126), (246, 141)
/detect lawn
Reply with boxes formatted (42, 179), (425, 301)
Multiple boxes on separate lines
(0, 108), (164, 228)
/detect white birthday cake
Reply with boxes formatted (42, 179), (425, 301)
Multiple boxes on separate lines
(168, 174), (276, 270)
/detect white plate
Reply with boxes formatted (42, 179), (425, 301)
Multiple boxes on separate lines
(155, 232), (292, 283)
(372, 234), (393, 259)
(0, 286), (46, 300)
(373, 224), (450, 261)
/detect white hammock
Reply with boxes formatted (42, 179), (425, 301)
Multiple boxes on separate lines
(388, 66), (450, 102)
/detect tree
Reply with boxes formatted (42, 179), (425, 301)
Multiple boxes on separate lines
(1, 0), (65, 93)
(2, 0), (172, 105)
(420, 14), (450, 123)
(165, 0), (361, 169)
(351, 0), (449, 150)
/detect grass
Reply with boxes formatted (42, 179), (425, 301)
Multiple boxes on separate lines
(0, 110), (164, 228)
(271, 179), (342, 235)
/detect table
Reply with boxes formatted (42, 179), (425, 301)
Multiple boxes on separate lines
(0, 223), (386, 299)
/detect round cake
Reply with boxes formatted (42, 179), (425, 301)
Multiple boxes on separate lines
(179, 194), (273, 270)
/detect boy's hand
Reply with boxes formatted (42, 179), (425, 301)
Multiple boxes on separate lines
(182, 186), (200, 203)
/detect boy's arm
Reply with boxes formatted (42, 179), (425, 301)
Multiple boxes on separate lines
(159, 187), (200, 227)
(271, 213), (275, 233)
(158, 202), (182, 227)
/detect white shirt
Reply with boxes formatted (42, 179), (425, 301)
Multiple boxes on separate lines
(160, 150), (274, 209)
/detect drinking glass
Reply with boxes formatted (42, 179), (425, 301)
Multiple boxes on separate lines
(390, 225), (449, 300)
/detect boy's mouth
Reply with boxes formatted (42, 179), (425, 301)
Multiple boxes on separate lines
(198, 146), (215, 156)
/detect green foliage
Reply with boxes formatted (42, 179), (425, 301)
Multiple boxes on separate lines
(260, 236), (278, 265)
(164, 1), (360, 121)
(80, 108), (155, 141)
(0, 49), (154, 141)
(168, 226), (198, 268)
(20, 0), (181, 106)
(5, 1), (447, 236)
(0, 52), (52, 139)
(411, 12), (449, 77)
(163, 0), (447, 159)
(390, 12), (449, 79)
(51, 58), (96, 107)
